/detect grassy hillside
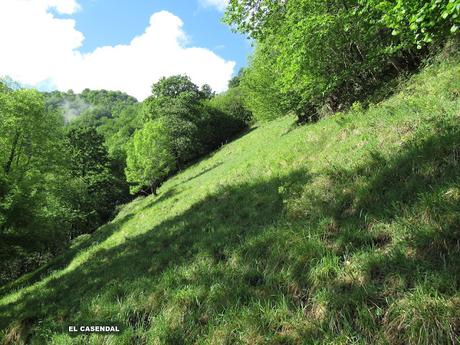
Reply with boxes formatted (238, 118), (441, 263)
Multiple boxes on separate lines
(1, 54), (459, 344)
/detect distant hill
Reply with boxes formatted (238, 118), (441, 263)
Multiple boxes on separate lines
(44, 89), (138, 124)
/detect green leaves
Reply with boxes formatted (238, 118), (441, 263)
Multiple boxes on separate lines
(0, 87), (69, 282)
(0, 86), (136, 282)
(125, 75), (250, 195)
(225, 0), (458, 123)
(369, 0), (460, 48)
(125, 119), (176, 195)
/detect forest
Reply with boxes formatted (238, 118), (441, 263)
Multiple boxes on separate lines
(1, 0), (459, 344)
(0, 77), (250, 284)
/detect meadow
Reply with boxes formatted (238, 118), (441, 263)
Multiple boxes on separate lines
(1, 53), (459, 344)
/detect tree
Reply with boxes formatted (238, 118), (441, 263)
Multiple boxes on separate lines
(143, 76), (207, 167)
(0, 89), (64, 177)
(0, 88), (68, 282)
(125, 119), (176, 195)
(0, 86), (141, 282)
(67, 125), (110, 178)
(129, 75), (250, 196)
(44, 89), (138, 125)
(208, 85), (252, 126)
(197, 104), (248, 151)
(99, 103), (143, 167)
(224, 0), (286, 40)
(225, 0), (453, 122)
(65, 125), (129, 237)
(151, 75), (200, 99)
(238, 43), (288, 122)
(228, 68), (245, 88)
(200, 84), (215, 99)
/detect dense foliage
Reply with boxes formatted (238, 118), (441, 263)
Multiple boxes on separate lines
(0, 76), (251, 283)
(225, 0), (459, 122)
(45, 89), (137, 124)
(367, 0), (460, 48)
(209, 77), (253, 125)
(65, 125), (130, 237)
(0, 86), (136, 283)
(1, 0), (458, 340)
(0, 88), (67, 282)
(126, 75), (250, 194)
(125, 119), (175, 195)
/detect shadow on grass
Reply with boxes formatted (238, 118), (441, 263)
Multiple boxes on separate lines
(1, 118), (459, 343)
(0, 169), (311, 331)
(293, 118), (460, 340)
(1, 184), (193, 296)
(0, 212), (136, 298)
(175, 162), (223, 187)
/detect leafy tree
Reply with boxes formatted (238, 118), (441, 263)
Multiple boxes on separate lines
(224, 0), (286, 40)
(228, 68), (245, 88)
(125, 119), (176, 195)
(0, 88), (68, 282)
(0, 86), (141, 282)
(143, 76), (208, 167)
(200, 84), (215, 99)
(208, 85), (252, 126)
(67, 125), (110, 178)
(197, 105), (247, 151)
(364, 0), (460, 48)
(0, 89), (64, 177)
(80, 89), (137, 108)
(151, 75), (200, 99)
(128, 75), (249, 196)
(225, 0), (457, 122)
(45, 89), (138, 125)
(145, 94), (203, 167)
(164, 114), (202, 169)
(238, 44), (288, 121)
(99, 103), (143, 165)
(65, 125), (129, 237)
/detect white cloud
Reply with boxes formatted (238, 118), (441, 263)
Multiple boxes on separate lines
(42, 0), (81, 14)
(199, 0), (228, 11)
(0, 1), (235, 100)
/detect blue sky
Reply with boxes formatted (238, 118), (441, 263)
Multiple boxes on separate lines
(67, 0), (251, 71)
(0, 0), (252, 99)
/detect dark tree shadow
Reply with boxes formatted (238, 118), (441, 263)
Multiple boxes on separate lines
(0, 213), (136, 297)
(300, 118), (460, 334)
(175, 162), (223, 186)
(0, 169), (311, 333)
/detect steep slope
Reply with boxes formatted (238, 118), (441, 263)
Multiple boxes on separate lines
(1, 55), (459, 344)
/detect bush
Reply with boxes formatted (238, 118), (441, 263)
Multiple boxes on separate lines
(208, 86), (252, 125)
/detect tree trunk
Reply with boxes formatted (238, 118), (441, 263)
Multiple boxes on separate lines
(4, 131), (20, 174)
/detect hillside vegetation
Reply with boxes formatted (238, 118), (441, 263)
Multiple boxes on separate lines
(3, 0), (459, 289)
(0, 52), (459, 344)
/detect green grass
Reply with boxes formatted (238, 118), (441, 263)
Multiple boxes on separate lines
(1, 54), (459, 344)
